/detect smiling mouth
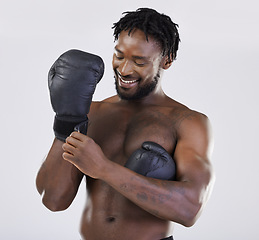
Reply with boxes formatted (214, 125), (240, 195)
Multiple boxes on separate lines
(117, 72), (139, 84)
(119, 76), (138, 84)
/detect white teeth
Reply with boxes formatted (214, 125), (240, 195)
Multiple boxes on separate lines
(119, 76), (138, 84)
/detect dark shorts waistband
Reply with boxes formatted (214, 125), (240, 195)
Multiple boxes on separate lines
(160, 236), (174, 240)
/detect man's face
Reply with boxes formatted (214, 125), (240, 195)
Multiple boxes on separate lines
(112, 29), (164, 100)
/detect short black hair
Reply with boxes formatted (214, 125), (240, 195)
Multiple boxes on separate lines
(112, 8), (180, 61)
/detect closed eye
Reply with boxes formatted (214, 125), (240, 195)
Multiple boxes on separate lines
(133, 56), (149, 67)
(114, 47), (124, 60)
(135, 62), (146, 67)
(115, 55), (124, 60)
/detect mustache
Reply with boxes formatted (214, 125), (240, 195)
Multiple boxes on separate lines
(115, 70), (136, 80)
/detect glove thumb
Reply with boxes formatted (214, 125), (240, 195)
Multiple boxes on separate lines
(142, 141), (167, 155)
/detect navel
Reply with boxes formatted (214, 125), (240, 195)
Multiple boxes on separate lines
(105, 216), (116, 223)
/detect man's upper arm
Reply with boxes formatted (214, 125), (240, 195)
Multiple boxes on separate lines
(174, 112), (215, 203)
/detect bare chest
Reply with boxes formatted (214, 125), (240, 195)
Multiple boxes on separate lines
(88, 106), (177, 164)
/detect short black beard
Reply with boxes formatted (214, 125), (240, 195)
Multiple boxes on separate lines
(115, 70), (160, 101)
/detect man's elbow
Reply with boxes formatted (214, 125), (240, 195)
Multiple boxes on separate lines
(36, 190), (71, 212)
(182, 212), (200, 227)
(41, 193), (71, 212)
(178, 202), (202, 227)
(179, 183), (214, 227)
(181, 164), (216, 227)
(36, 180), (75, 212)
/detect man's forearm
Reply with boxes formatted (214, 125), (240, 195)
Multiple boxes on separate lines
(36, 138), (84, 211)
(101, 161), (202, 227)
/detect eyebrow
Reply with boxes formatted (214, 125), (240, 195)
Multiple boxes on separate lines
(114, 47), (123, 54)
(114, 47), (149, 61)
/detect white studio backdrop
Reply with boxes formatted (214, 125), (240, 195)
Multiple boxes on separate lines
(1, 0), (258, 239)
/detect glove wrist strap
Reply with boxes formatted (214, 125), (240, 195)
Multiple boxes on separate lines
(53, 116), (88, 142)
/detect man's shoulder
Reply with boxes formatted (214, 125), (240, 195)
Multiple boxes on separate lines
(89, 95), (119, 113)
(165, 98), (209, 129)
(172, 108), (211, 142)
(92, 95), (118, 105)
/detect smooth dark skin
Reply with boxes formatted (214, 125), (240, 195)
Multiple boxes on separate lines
(36, 29), (215, 240)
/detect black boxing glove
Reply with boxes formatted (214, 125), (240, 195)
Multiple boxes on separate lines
(48, 49), (104, 141)
(125, 142), (176, 180)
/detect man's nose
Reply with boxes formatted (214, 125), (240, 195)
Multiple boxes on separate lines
(119, 59), (134, 76)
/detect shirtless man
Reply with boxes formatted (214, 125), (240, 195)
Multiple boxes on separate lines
(36, 8), (215, 240)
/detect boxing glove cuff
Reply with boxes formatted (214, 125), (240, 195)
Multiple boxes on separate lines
(53, 116), (88, 142)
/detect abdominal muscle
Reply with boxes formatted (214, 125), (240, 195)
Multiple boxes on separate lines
(80, 179), (173, 240)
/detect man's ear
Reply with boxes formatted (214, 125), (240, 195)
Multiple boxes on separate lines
(161, 55), (173, 70)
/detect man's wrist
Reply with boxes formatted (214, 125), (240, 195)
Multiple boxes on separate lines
(98, 158), (118, 181)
